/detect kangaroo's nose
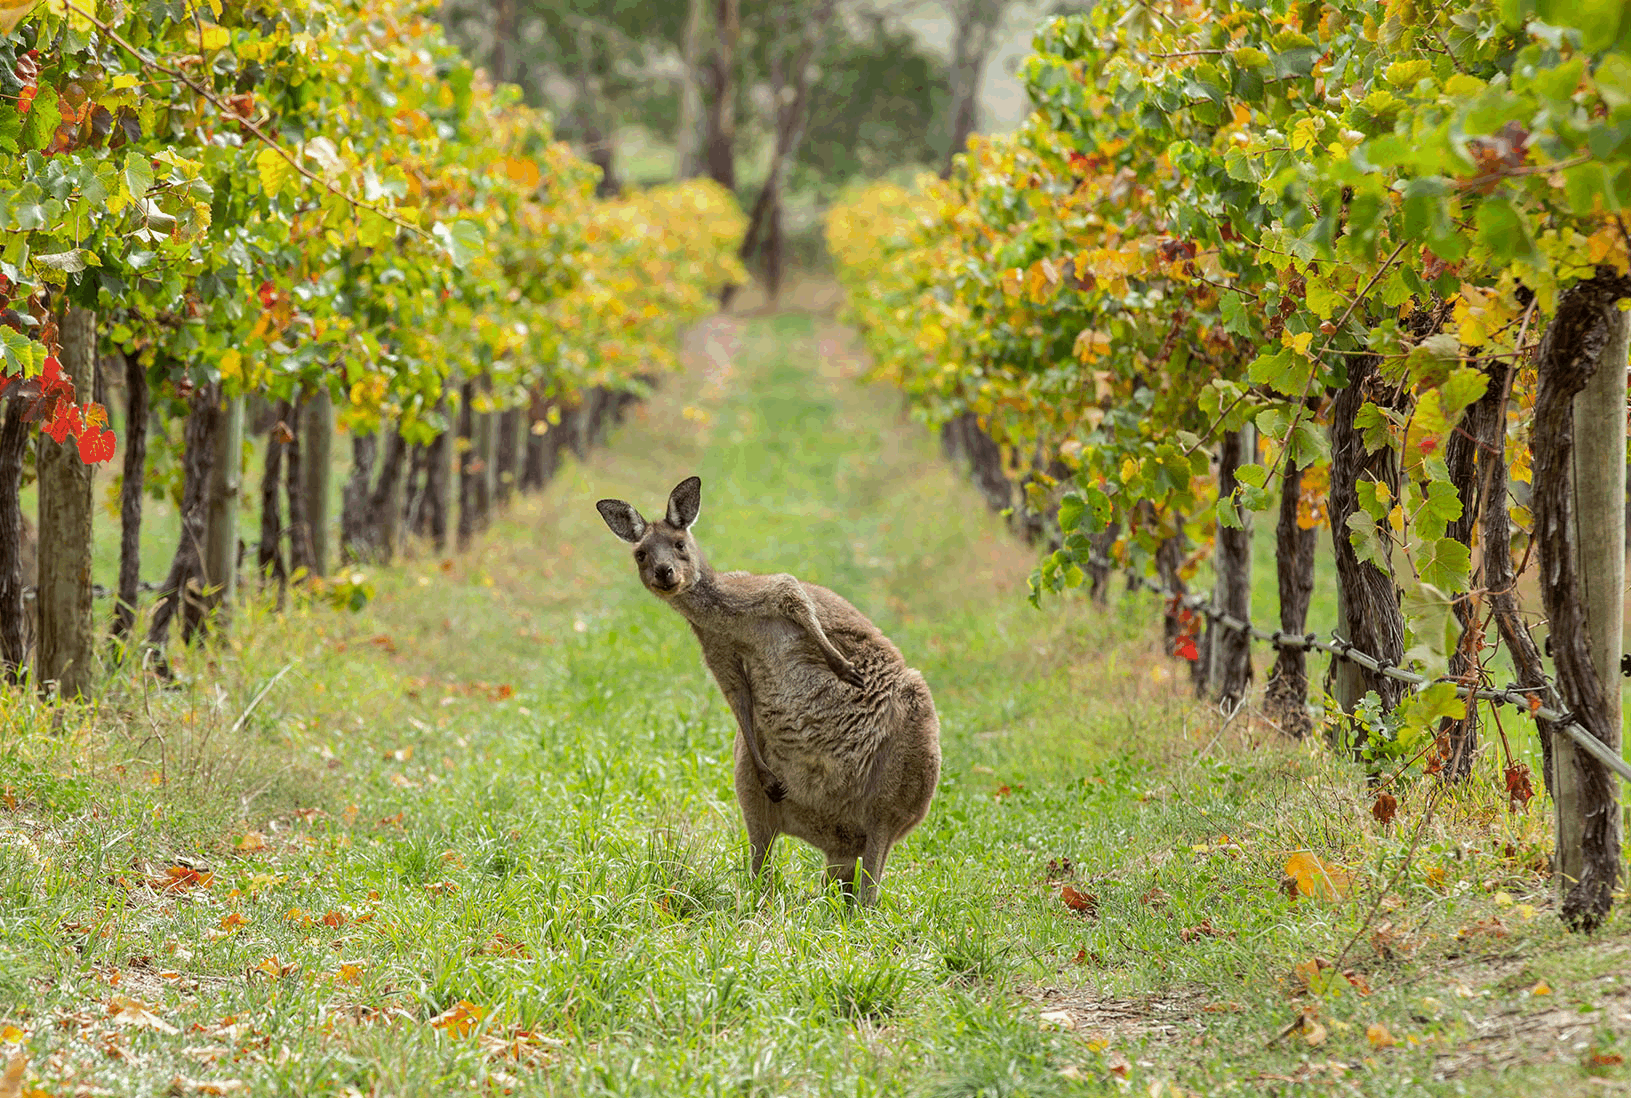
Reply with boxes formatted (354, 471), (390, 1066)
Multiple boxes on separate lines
(655, 564), (675, 585)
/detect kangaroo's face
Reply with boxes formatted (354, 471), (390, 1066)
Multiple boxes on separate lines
(596, 476), (704, 599)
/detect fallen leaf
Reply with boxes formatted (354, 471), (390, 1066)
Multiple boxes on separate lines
(237, 832), (266, 853)
(0, 1028), (21, 1044)
(1059, 885), (1098, 916)
(477, 934), (529, 958)
(424, 880), (461, 896)
(1283, 851), (1351, 901)
(1045, 856), (1074, 880)
(1366, 1023), (1397, 1049)
(322, 910), (347, 928)
(1141, 887), (1170, 908)
(1202, 1001), (1242, 1013)
(1371, 792), (1397, 824)
(0, 1052), (23, 1098)
(337, 963), (365, 985)
(1179, 918), (1221, 942)
(428, 1000), (487, 1038)
(1589, 1052), (1625, 1067)
(1039, 1009), (1076, 1030)
(1531, 980), (1552, 996)
(154, 865), (213, 892)
(218, 912), (248, 931)
(252, 956), (296, 980)
(107, 995), (180, 1034)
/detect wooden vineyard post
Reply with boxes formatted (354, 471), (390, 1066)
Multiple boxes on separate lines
(203, 392), (244, 631)
(1532, 272), (1628, 931)
(35, 305), (97, 698)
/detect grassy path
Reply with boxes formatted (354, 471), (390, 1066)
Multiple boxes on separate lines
(3, 310), (1628, 1096)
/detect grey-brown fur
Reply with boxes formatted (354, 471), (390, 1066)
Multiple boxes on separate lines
(596, 476), (940, 904)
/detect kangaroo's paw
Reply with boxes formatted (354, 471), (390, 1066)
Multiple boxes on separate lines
(833, 660), (865, 689)
(761, 774), (788, 803)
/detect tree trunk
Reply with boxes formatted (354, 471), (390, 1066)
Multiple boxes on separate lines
(149, 384), (220, 651)
(734, 0), (839, 296)
(368, 426), (407, 562)
(1086, 522), (1119, 606)
(1153, 525), (1208, 697)
(1478, 364), (1557, 793)
(258, 402), (288, 597)
(36, 305), (97, 698)
(491, 0), (517, 85)
(1531, 270), (1629, 932)
(703, 0), (740, 192)
(340, 432), (377, 564)
(112, 349), (149, 639)
(301, 387), (334, 577)
(1264, 462), (1317, 738)
(521, 398), (561, 493)
(0, 399), (30, 680)
(200, 391), (244, 636)
(1209, 427), (1254, 710)
(425, 422), (451, 553)
(474, 391), (495, 530)
(1328, 355), (1408, 749)
(1436, 380), (1485, 780)
(674, 0), (707, 179)
(285, 394), (314, 578)
(495, 407), (519, 508)
(941, 0), (1004, 177)
(457, 380), (477, 551)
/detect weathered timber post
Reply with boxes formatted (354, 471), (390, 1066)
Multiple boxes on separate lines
(36, 305), (97, 697)
(202, 391), (244, 631)
(301, 386), (335, 577)
(1533, 270), (1628, 931)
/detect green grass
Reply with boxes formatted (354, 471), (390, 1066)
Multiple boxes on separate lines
(1, 310), (1627, 1096)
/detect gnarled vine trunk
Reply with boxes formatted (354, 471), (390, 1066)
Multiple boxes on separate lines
(36, 305), (98, 697)
(149, 383), (220, 651)
(113, 350), (149, 639)
(1264, 462), (1316, 738)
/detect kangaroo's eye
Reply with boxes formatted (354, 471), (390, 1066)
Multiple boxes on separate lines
(674, 540), (686, 553)
(634, 550), (646, 563)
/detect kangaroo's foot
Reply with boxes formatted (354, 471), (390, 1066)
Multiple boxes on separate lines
(831, 658), (865, 689)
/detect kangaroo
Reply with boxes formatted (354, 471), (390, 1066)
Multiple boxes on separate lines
(596, 476), (940, 905)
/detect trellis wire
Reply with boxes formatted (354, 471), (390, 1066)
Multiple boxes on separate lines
(1100, 560), (1631, 786)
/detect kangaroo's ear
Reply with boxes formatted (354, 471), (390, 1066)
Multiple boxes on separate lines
(596, 499), (647, 543)
(666, 476), (701, 529)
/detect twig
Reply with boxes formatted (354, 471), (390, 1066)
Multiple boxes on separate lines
(229, 661), (295, 735)
(1332, 784), (1441, 971)
(61, 0), (427, 238)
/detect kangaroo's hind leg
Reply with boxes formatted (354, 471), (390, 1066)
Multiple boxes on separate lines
(734, 729), (780, 883)
(825, 855), (859, 900)
(855, 834), (894, 908)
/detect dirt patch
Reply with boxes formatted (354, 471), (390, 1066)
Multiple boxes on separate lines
(1021, 982), (1213, 1043)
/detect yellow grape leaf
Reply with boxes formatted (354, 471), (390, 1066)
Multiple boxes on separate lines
(1284, 851), (1352, 901)
(219, 349), (241, 382)
(0, 1025), (21, 1043)
(196, 23), (229, 51)
(1073, 328), (1110, 364)
(238, 831), (266, 852)
(337, 962), (365, 985)
(1000, 268), (1024, 299)
(1366, 1022), (1397, 1049)
(503, 157), (541, 189)
(1531, 980), (1551, 996)
(254, 147), (295, 198)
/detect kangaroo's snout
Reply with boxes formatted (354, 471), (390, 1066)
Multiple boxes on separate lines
(654, 563), (676, 587)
